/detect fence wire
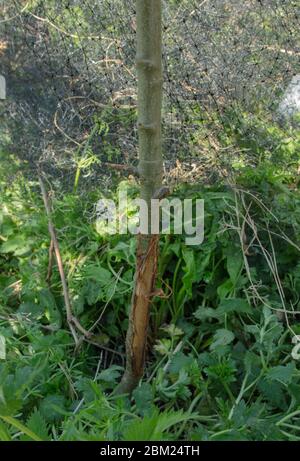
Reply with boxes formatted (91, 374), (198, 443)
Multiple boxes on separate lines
(0, 0), (299, 190)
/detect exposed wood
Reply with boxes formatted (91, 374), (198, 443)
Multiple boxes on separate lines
(117, 0), (163, 394)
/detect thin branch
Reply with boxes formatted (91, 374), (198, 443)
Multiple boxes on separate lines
(101, 162), (139, 177)
(38, 174), (79, 345)
(46, 239), (54, 285)
(27, 11), (120, 42)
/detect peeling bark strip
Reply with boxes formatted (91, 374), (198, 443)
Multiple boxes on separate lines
(131, 236), (159, 374)
(117, 0), (163, 394)
(119, 235), (159, 392)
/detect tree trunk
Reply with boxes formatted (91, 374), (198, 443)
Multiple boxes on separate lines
(117, 0), (163, 394)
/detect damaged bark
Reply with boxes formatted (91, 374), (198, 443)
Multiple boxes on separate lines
(116, 0), (163, 394)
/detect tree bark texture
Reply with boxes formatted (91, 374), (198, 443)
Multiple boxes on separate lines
(117, 0), (163, 394)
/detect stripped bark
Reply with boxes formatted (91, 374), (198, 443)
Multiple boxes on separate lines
(117, 0), (163, 394)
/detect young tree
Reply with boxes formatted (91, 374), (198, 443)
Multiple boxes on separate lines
(117, 0), (163, 394)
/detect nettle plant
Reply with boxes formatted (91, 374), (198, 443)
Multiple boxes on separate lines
(1, 0), (300, 442)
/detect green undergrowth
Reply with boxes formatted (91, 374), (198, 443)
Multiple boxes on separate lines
(1, 151), (300, 441)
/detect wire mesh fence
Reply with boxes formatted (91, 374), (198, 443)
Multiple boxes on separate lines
(0, 0), (299, 191)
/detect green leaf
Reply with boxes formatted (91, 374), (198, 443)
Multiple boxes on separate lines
(38, 289), (62, 328)
(266, 363), (295, 385)
(84, 264), (112, 283)
(182, 248), (196, 297)
(133, 383), (154, 416)
(258, 380), (286, 410)
(97, 365), (123, 384)
(157, 369), (191, 401)
(20, 409), (49, 441)
(161, 324), (184, 338)
(216, 298), (251, 315)
(204, 357), (237, 384)
(123, 413), (159, 441)
(154, 339), (172, 356)
(217, 279), (233, 299)
(0, 385), (22, 416)
(39, 395), (66, 423)
(225, 246), (243, 284)
(210, 329), (235, 350)
(0, 235), (32, 256)
(83, 279), (102, 305)
(194, 306), (219, 320)
(123, 409), (196, 441)
(244, 351), (261, 374)
(287, 383), (300, 406)
(167, 242), (181, 257)
(0, 415), (42, 441)
(168, 352), (194, 374)
(0, 421), (11, 441)
(18, 302), (43, 320)
(155, 409), (197, 434)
